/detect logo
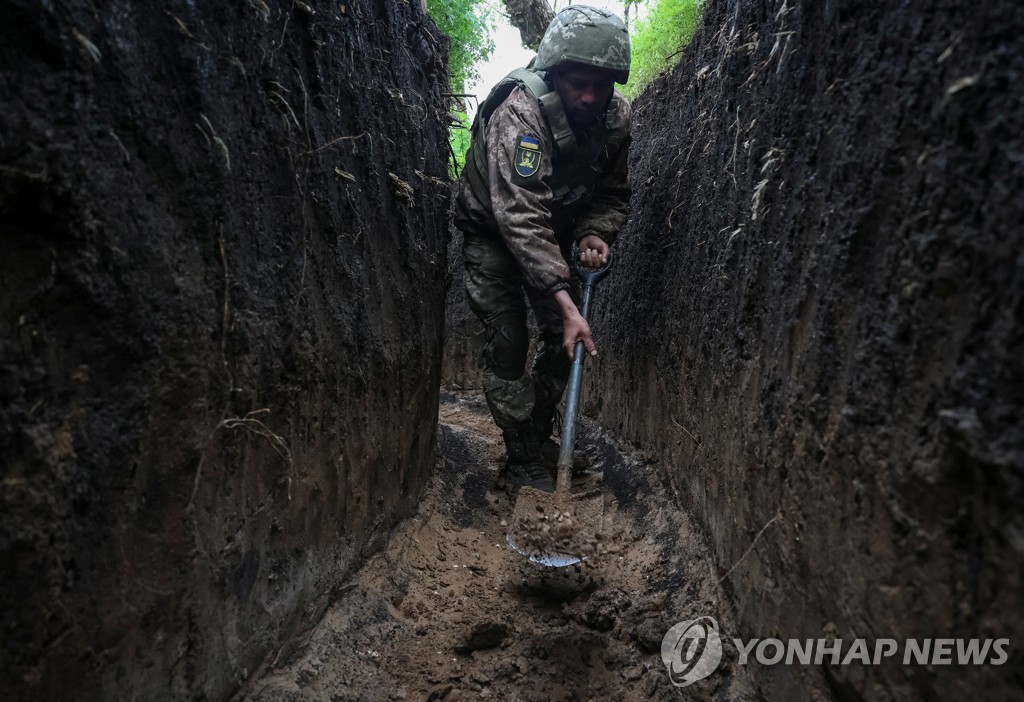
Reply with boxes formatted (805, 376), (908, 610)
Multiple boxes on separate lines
(658, 614), (1010, 688)
(661, 616), (724, 687)
(514, 135), (542, 178)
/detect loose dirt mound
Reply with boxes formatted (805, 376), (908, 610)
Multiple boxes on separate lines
(243, 393), (759, 701)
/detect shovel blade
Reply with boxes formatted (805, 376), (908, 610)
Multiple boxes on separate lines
(506, 484), (604, 567)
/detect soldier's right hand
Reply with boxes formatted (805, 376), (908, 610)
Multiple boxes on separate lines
(555, 290), (598, 358)
(577, 235), (609, 268)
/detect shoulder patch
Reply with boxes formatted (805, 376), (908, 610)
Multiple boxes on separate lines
(514, 135), (542, 178)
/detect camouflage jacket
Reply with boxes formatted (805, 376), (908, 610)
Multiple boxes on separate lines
(454, 85), (632, 297)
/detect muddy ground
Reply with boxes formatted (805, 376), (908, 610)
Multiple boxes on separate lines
(242, 392), (760, 701)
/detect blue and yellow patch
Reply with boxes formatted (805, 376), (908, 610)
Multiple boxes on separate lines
(514, 135), (542, 178)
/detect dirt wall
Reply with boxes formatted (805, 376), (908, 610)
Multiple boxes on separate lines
(588, 0), (1023, 699)
(0, 1), (449, 699)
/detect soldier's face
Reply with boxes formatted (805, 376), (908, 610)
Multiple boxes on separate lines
(553, 66), (616, 126)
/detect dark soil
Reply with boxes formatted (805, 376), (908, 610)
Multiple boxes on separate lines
(243, 392), (760, 701)
(588, 0), (1024, 700)
(1, 1), (450, 699)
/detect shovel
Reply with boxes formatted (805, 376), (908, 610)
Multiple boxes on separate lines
(506, 248), (614, 567)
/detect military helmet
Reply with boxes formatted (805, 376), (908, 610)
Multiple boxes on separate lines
(534, 5), (631, 84)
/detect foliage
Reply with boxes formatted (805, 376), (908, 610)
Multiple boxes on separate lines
(426, 0), (494, 174)
(449, 109), (473, 175)
(623, 0), (701, 98)
(427, 0), (494, 92)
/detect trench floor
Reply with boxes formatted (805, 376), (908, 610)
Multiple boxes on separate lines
(243, 392), (759, 701)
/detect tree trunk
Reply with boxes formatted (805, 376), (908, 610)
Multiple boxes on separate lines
(502, 0), (555, 51)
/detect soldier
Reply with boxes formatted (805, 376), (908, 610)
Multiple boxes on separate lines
(454, 6), (632, 493)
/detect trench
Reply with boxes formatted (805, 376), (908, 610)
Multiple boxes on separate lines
(2, 0), (1022, 701)
(243, 392), (758, 701)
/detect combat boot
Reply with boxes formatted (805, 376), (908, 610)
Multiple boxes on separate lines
(499, 423), (554, 493)
(532, 409), (590, 475)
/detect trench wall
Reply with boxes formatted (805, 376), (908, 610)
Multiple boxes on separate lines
(588, 0), (1023, 698)
(0, 0), (449, 699)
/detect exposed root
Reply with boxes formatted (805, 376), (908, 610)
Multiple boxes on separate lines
(388, 172), (414, 206)
(306, 131), (368, 156)
(165, 12), (194, 39)
(718, 514), (781, 583)
(248, 0), (271, 21)
(71, 27), (102, 63)
(195, 114), (231, 172)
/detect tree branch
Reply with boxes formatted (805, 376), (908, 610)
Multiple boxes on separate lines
(501, 0), (555, 51)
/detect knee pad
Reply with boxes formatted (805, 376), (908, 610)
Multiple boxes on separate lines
(535, 331), (570, 376)
(486, 317), (529, 380)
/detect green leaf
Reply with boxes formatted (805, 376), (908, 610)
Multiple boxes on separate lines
(624, 0), (701, 99)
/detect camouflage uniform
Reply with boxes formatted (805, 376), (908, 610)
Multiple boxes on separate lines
(454, 82), (631, 433)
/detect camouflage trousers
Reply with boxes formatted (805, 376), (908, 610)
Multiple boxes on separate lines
(462, 231), (580, 432)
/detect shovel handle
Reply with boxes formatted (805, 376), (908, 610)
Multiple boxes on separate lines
(572, 247), (614, 289)
(555, 247), (614, 493)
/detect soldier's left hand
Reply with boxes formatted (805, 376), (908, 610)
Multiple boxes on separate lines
(578, 235), (609, 268)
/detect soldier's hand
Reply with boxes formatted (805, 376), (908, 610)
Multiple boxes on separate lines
(577, 235), (609, 268)
(555, 290), (598, 358)
(563, 314), (597, 358)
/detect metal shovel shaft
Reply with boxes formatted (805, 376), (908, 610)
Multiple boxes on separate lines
(556, 282), (595, 495)
(505, 250), (612, 567)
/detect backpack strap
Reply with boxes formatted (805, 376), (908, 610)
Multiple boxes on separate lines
(605, 95), (620, 128)
(471, 68), (577, 158)
(463, 68), (579, 203)
(517, 69), (577, 158)
(537, 90), (577, 158)
(511, 69), (549, 106)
